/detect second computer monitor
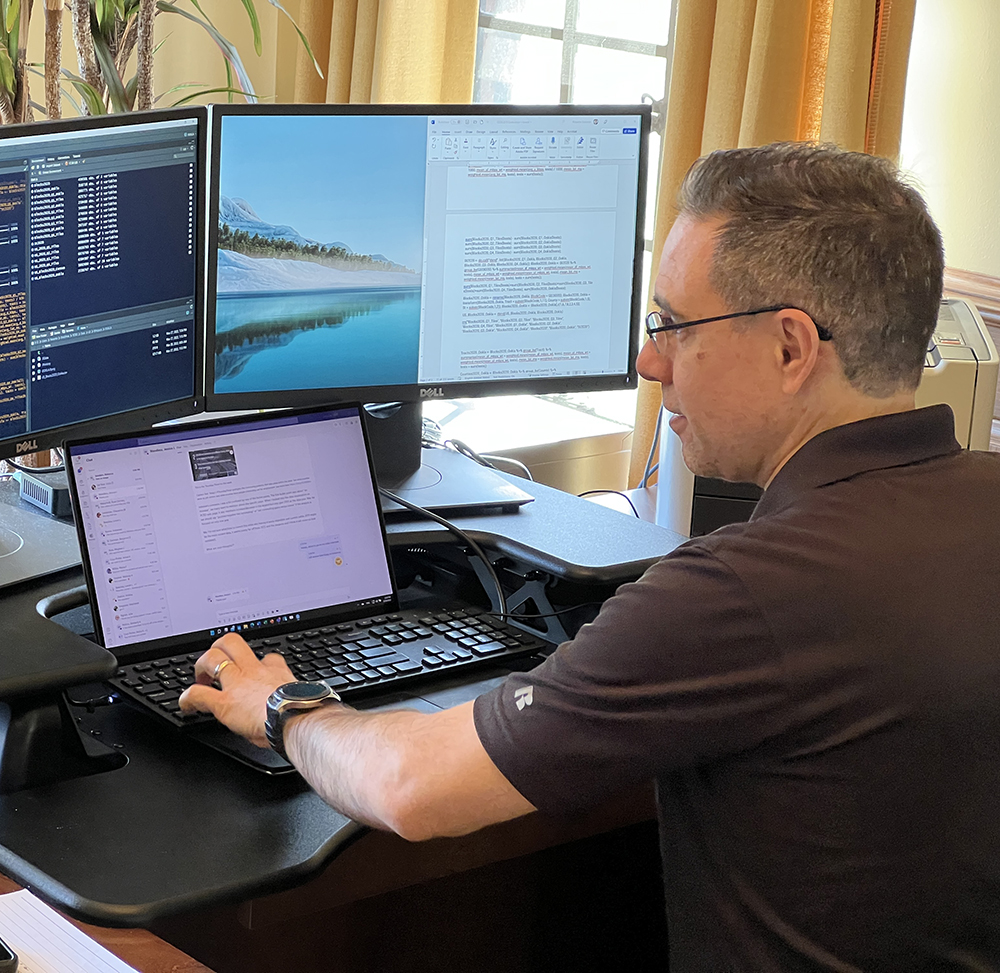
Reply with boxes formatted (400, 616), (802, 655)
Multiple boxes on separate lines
(205, 104), (649, 411)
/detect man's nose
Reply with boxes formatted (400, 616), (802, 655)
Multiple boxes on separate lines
(637, 336), (670, 385)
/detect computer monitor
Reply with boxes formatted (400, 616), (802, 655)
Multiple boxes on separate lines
(204, 104), (649, 495)
(0, 108), (206, 465)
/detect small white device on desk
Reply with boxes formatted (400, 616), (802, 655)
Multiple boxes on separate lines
(655, 298), (999, 536)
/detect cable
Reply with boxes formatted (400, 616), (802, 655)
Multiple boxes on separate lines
(379, 488), (508, 617)
(445, 437), (496, 469)
(486, 602), (604, 622)
(638, 408), (663, 488)
(577, 489), (640, 518)
(480, 453), (533, 480)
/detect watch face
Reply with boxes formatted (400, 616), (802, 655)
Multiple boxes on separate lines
(279, 682), (330, 702)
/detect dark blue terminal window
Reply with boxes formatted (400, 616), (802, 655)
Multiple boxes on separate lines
(0, 118), (198, 445)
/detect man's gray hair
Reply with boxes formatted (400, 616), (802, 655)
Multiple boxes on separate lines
(677, 142), (944, 396)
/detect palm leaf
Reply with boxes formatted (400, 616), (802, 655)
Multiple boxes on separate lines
(265, 0), (322, 77)
(155, 1), (256, 99)
(0, 45), (14, 96)
(3, 0), (18, 37)
(168, 84), (250, 107)
(70, 78), (106, 115)
(90, 30), (129, 111)
(236, 0), (261, 57)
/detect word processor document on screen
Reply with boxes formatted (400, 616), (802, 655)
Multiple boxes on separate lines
(418, 113), (641, 385)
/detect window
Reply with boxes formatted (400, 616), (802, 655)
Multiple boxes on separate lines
(427, 1), (674, 465)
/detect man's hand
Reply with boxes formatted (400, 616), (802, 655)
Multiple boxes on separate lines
(179, 632), (295, 749)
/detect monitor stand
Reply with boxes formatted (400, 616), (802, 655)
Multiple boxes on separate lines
(364, 402), (533, 517)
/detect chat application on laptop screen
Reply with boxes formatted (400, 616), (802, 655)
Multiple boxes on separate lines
(68, 406), (395, 650)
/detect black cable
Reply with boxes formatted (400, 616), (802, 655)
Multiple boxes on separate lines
(486, 602), (604, 621)
(577, 489), (640, 518)
(379, 488), (508, 617)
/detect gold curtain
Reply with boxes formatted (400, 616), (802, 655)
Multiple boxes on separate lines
(627, 0), (917, 488)
(288, 0), (479, 104)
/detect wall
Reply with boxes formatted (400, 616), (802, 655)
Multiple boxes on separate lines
(899, 0), (1000, 277)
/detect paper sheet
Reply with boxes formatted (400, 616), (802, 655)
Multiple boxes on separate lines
(0, 890), (138, 973)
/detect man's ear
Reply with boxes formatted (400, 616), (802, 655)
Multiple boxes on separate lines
(775, 309), (823, 394)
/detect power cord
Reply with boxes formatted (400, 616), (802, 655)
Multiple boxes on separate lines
(638, 408), (663, 488)
(486, 602), (604, 622)
(577, 489), (640, 518)
(379, 488), (508, 617)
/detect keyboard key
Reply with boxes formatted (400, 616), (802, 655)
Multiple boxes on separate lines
(262, 639), (281, 647)
(452, 648), (473, 660)
(354, 638), (383, 650)
(344, 673), (366, 684)
(438, 652), (458, 663)
(343, 652), (362, 662)
(376, 653), (409, 666)
(423, 657), (443, 668)
(324, 676), (350, 690)
(397, 630), (419, 641)
(359, 647), (394, 659)
(303, 631), (319, 638)
(359, 670), (381, 680)
(383, 634), (403, 646)
(472, 642), (505, 657)
(368, 625), (390, 637)
(377, 666), (397, 677)
(392, 660), (422, 673)
(286, 633), (304, 642)
(413, 627), (433, 637)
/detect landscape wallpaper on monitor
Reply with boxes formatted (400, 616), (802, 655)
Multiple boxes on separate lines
(213, 114), (427, 393)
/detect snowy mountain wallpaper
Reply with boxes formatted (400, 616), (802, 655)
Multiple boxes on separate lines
(212, 114), (427, 393)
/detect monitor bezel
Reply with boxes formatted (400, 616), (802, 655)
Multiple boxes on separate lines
(204, 102), (649, 412)
(0, 107), (208, 464)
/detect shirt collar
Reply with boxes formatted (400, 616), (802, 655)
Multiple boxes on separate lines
(752, 405), (961, 521)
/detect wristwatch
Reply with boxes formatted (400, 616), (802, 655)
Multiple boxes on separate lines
(264, 681), (342, 759)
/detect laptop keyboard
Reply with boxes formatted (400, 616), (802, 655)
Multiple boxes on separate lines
(110, 607), (547, 727)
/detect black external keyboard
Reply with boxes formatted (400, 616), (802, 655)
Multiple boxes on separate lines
(110, 607), (547, 728)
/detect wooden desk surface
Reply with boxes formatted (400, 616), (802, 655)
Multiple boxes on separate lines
(0, 876), (214, 973)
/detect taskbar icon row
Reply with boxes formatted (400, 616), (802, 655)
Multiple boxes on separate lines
(210, 613), (301, 638)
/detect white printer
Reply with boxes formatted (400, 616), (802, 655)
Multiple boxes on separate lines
(655, 297), (999, 536)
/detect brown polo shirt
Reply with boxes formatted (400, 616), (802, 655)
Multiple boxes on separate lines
(475, 405), (1000, 972)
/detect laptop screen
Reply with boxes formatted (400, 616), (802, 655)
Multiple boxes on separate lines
(67, 405), (396, 652)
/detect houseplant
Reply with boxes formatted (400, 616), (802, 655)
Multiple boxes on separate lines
(0, 0), (318, 122)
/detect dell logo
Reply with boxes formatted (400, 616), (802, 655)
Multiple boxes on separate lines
(419, 387), (445, 398)
(16, 439), (38, 454)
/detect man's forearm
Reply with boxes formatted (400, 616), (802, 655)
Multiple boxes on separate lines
(285, 700), (535, 841)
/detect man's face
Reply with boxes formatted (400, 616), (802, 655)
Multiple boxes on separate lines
(636, 216), (788, 485)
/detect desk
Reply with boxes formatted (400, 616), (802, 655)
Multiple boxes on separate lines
(0, 876), (214, 972)
(0, 471), (682, 940)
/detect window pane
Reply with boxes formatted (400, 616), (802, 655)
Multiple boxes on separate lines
(479, 0), (565, 30)
(577, 0), (671, 45)
(475, 28), (563, 104)
(572, 45), (667, 104)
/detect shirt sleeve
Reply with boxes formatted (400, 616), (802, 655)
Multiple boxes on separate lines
(473, 543), (788, 815)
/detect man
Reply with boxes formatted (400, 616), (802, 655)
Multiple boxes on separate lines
(181, 143), (1000, 971)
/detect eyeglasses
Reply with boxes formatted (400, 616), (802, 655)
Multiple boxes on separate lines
(644, 304), (833, 352)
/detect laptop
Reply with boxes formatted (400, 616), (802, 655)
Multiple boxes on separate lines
(65, 403), (546, 772)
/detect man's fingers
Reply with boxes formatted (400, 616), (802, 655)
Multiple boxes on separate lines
(213, 632), (259, 666)
(179, 682), (219, 714)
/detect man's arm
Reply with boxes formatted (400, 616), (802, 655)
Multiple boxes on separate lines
(179, 633), (535, 841)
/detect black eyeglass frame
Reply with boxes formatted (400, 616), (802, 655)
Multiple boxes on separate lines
(645, 304), (833, 345)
